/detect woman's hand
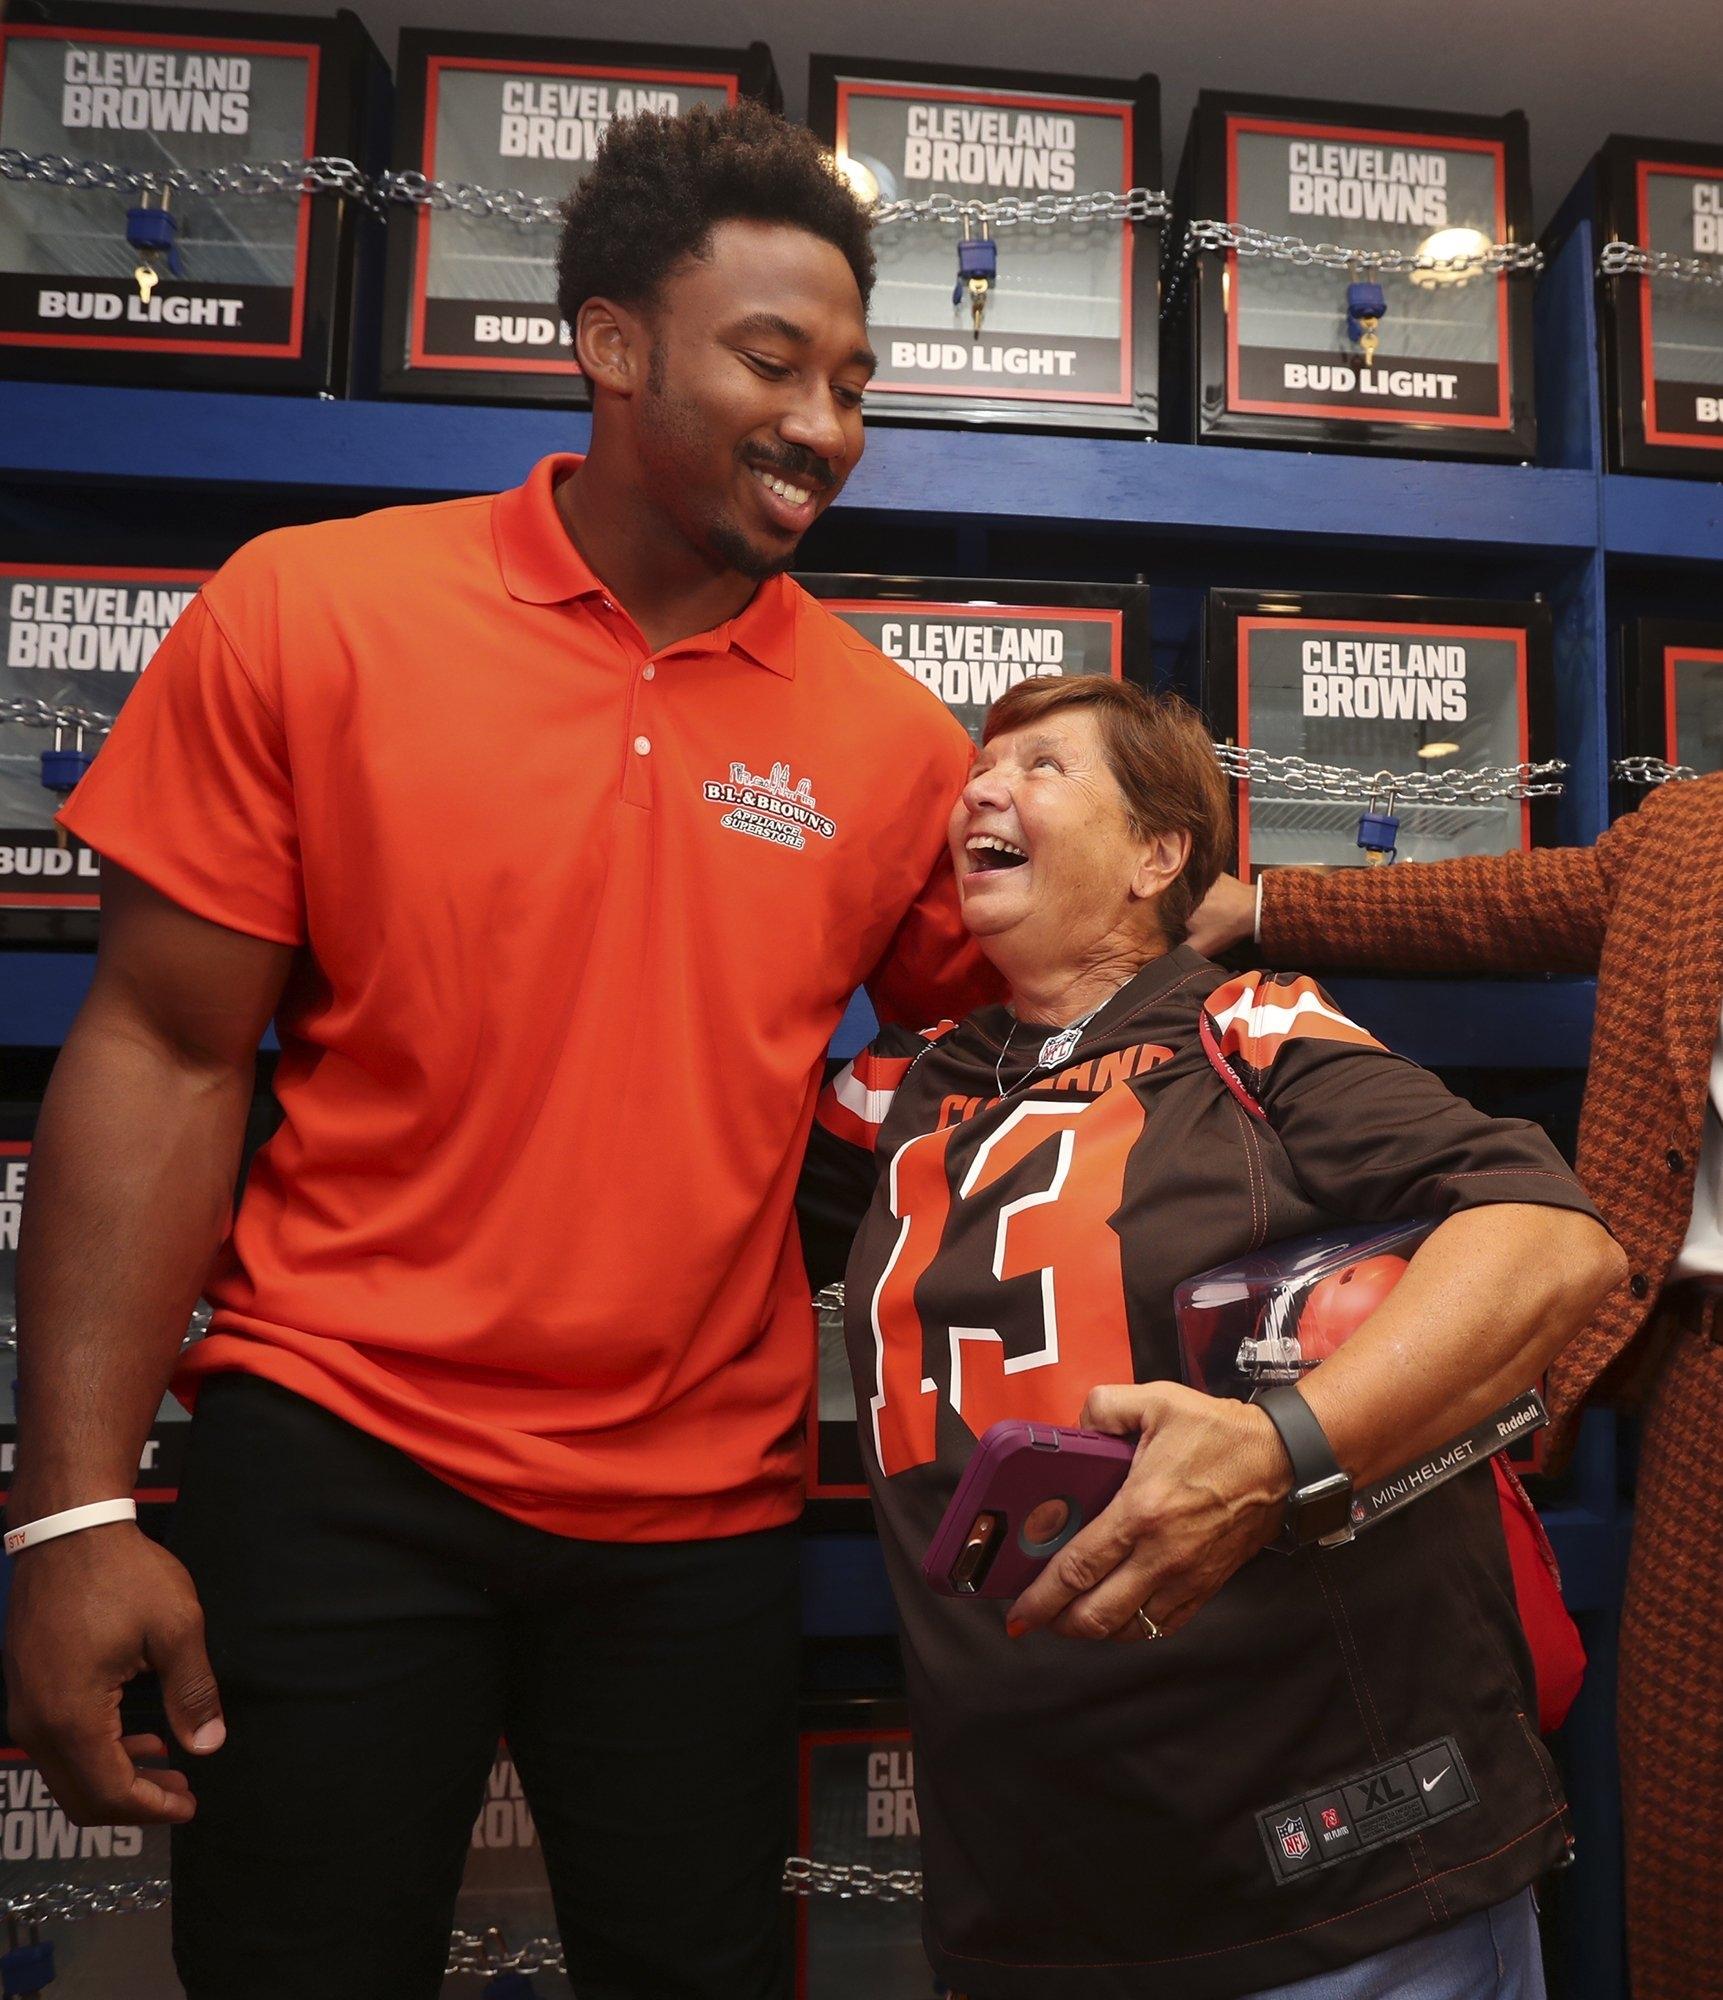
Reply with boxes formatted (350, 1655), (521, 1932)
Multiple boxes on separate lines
(1005, 1383), (1291, 1644)
(1184, 873), (1257, 960)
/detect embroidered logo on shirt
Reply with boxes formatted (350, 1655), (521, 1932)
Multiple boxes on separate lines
(703, 761), (836, 853)
(1257, 1737), (1478, 1886)
(1275, 1815), (1312, 1861)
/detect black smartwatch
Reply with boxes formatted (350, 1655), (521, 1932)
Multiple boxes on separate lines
(1255, 1386), (1355, 1549)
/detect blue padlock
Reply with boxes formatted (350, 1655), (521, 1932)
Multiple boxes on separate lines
(1356, 808), (1400, 864)
(953, 228), (998, 337)
(40, 747), (93, 796)
(952, 233), (997, 299)
(1345, 278), (1386, 343)
(1, 1933), (55, 1997)
(125, 201), (185, 278)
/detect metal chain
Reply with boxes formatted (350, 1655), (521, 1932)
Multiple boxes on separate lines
(2, 1853), (922, 1975)
(782, 1856), (925, 1903)
(0, 695), (112, 737)
(446, 1926), (568, 1978)
(869, 186), (1167, 228)
(9, 706), (1573, 806)
(456, 1854), (937, 1978)
(1211, 746), (1567, 806)
(0, 146), (382, 213)
(1611, 755), (1702, 785)
(2, 146), (1164, 237)
(0, 1880), (172, 1925)
(373, 167), (563, 227)
(0, 1307), (211, 1350)
(1599, 240), (1723, 289)
(1164, 218), (1543, 315)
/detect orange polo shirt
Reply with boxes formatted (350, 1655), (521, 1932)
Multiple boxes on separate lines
(59, 454), (991, 1539)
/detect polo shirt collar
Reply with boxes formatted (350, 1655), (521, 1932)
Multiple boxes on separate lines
(494, 453), (797, 678)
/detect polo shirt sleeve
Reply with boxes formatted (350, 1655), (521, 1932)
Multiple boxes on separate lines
(56, 592), (305, 945)
(867, 844), (1001, 1026)
(864, 711), (1004, 1025)
(1207, 970), (1607, 1229)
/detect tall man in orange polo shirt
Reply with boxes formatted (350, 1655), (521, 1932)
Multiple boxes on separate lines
(3, 106), (989, 2000)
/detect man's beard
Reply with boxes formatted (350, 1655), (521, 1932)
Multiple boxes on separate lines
(640, 355), (796, 580)
(707, 518), (794, 579)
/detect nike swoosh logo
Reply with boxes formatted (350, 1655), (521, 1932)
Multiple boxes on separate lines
(1421, 1767), (1451, 1793)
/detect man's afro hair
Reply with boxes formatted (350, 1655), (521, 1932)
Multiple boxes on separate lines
(556, 100), (876, 335)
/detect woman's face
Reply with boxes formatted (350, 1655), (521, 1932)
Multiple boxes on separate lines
(948, 707), (1180, 972)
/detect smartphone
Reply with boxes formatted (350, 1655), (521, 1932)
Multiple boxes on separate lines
(922, 1421), (1138, 1598)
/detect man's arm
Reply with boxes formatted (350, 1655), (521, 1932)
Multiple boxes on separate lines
(5, 863), (293, 1824)
(865, 842), (1000, 1027)
(1188, 800), (1669, 976)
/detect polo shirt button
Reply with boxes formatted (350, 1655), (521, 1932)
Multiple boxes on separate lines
(1629, 1274), (1650, 1301)
(634, 735), (651, 755)
(642, 664), (656, 681)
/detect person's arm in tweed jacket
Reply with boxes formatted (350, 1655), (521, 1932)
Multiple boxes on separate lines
(1244, 805), (1662, 975)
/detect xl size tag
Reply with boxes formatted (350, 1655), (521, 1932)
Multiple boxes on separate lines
(1257, 1736), (1477, 1887)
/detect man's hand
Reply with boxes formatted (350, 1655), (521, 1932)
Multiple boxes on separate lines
(1005, 1382), (1289, 1643)
(5, 1523), (224, 1825)
(1186, 873), (1257, 960)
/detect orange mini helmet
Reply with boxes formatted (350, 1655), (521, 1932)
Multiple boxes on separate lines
(1296, 1254), (1410, 1360)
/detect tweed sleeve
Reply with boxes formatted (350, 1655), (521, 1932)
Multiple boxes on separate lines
(1257, 845), (1613, 975)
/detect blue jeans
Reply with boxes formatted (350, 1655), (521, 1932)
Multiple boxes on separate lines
(1243, 1887), (1545, 2000)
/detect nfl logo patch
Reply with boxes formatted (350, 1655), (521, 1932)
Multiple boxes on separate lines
(1276, 1815), (1312, 1861)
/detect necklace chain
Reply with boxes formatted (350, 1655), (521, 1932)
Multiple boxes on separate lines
(992, 976), (1134, 1103)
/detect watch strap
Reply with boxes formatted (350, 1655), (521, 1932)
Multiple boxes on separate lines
(1256, 1385), (1352, 1547)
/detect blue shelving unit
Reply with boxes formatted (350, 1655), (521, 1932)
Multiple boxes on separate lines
(2, 205), (1713, 2000)
(0, 374), (1602, 548)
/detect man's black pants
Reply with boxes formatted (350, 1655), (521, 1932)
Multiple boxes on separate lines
(168, 1375), (800, 2000)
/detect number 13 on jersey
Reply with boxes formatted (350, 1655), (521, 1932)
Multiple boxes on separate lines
(865, 1088), (1144, 1477)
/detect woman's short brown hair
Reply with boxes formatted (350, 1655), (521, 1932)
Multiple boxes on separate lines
(981, 677), (1233, 941)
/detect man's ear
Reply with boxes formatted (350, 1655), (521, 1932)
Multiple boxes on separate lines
(1130, 828), (1190, 905)
(575, 296), (647, 397)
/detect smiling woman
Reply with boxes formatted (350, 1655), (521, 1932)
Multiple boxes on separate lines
(796, 671), (1624, 2000)
(952, 678), (1232, 1023)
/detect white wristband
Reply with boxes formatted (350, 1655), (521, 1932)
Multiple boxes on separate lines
(4, 1498), (137, 1557)
(1254, 875), (1266, 945)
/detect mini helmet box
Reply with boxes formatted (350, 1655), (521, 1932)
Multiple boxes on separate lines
(379, 29), (779, 404)
(798, 573), (1150, 747)
(1618, 618), (1723, 781)
(0, 0), (387, 394)
(808, 56), (1160, 432)
(1593, 136), (1723, 475)
(1174, 1220), (1550, 1525)
(1201, 589), (1557, 878)
(0, 562), (209, 945)
(794, 1696), (930, 2000)
(1164, 91), (1537, 460)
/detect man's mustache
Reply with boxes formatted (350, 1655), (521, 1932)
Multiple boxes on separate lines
(744, 444), (836, 491)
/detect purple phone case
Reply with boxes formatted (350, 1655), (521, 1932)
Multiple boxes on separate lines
(921, 1420), (1139, 1598)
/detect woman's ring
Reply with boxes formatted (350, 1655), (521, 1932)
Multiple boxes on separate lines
(1136, 1608), (1163, 1641)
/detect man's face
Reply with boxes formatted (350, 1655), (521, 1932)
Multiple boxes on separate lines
(628, 219), (874, 578)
